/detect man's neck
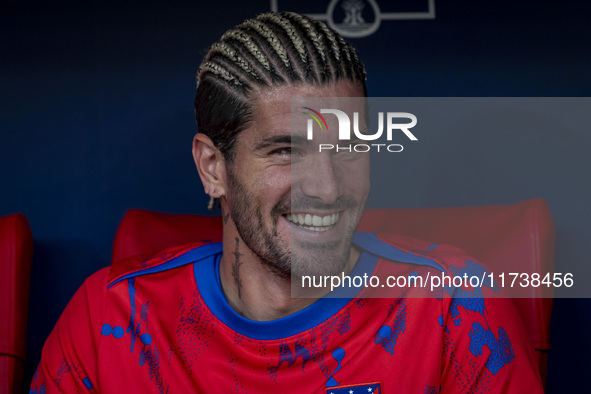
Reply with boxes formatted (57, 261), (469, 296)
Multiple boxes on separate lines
(218, 233), (360, 321)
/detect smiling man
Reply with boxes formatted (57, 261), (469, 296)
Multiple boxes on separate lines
(195, 82), (370, 316)
(31, 12), (543, 393)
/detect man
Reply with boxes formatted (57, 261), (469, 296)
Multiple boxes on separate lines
(31, 12), (543, 393)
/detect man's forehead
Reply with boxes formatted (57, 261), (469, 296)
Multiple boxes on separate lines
(252, 82), (365, 108)
(241, 82), (367, 144)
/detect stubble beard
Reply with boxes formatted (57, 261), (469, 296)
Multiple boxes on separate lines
(226, 167), (363, 280)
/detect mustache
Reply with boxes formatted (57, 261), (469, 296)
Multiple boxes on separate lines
(272, 195), (359, 216)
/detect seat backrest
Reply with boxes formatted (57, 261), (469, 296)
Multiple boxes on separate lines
(112, 198), (554, 384)
(112, 210), (223, 263)
(0, 213), (33, 394)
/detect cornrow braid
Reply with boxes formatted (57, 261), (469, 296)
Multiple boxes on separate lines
(241, 20), (291, 70)
(197, 61), (243, 86)
(221, 30), (272, 71)
(195, 11), (367, 161)
(206, 42), (259, 80)
(315, 21), (345, 77)
(283, 13), (326, 67)
(258, 13), (308, 66)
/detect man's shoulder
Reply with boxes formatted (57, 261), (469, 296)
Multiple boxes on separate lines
(105, 240), (223, 289)
(54, 241), (223, 339)
(80, 265), (111, 294)
(355, 231), (476, 273)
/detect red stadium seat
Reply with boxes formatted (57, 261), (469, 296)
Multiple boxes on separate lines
(0, 214), (33, 394)
(112, 198), (554, 385)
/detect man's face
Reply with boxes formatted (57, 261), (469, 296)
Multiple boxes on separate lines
(225, 81), (370, 279)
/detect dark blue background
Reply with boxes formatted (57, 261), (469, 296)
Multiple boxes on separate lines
(1, 1), (589, 391)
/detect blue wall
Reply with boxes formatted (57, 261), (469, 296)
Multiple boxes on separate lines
(1, 1), (589, 392)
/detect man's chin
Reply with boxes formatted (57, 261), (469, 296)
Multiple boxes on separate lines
(289, 247), (352, 278)
(290, 232), (352, 277)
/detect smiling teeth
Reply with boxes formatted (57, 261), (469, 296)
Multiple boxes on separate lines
(285, 212), (339, 231)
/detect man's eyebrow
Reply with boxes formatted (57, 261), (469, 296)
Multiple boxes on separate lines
(254, 134), (308, 150)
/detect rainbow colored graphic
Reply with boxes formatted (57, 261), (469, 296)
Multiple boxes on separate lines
(302, 107), (328, 131)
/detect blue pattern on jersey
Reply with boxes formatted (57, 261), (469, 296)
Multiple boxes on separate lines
(126, 278), (139, 353)
(29, 384), (46, 394)
(469, 322), (515, 375)
(326, 347), (346, 387)
(374, 300), (406, 355)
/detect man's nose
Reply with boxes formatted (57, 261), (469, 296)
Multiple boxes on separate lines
(299, 154), (341, 204)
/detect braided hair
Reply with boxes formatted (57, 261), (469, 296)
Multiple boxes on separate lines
(195, 11), (367, 161)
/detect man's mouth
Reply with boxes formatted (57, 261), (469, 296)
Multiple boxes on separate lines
(284, 212), (340, 232)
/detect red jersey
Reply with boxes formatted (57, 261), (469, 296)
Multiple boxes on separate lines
(30, 233), (543, 393)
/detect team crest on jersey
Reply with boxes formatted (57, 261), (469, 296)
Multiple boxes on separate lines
(325, 381), (382, 393)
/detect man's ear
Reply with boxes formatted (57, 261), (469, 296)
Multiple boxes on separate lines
(192, 133), (227, 198)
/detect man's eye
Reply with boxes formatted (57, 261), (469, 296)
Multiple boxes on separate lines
(272, 147), (292, 156)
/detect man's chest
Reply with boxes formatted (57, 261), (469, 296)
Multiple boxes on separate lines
(97, 291), (445, 393)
